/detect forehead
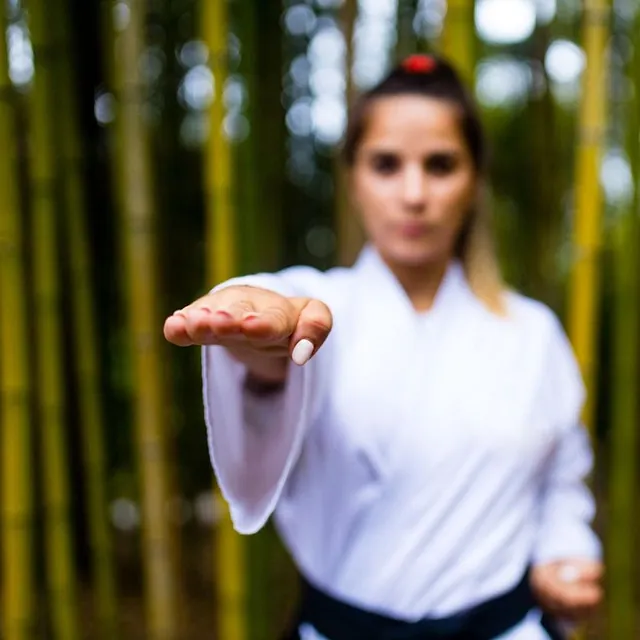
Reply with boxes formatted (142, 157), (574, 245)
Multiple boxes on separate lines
(359, 94), (466, 152)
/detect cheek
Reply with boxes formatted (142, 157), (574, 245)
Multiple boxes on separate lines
(353, 176), (393, 224)
(435, 178), (476, 226)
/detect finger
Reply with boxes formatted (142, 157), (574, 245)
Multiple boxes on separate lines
(240, 302), (296, 343)
(556, 560), (603, 584)
(556, 583), (602, 612)
(573, 561), (604, 582)
(182, 307), (227, 344)
(163, 314), (193, 346)
(289, 298), (333, 365)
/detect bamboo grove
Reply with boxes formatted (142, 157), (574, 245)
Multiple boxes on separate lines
(0, 0), (638, 638)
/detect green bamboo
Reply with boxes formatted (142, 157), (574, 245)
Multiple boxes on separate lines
(527, 20), (563, 308)
(112, 0), (181, 637)
(336, 0), (361, 267)
(26, 0), (81, 637)
(440, 0), (476, 83)
(201, 0), (247, 637)
(254, 2), (293, 632)
(395, 0), (418, 60)
(0, 12), (37, 640)
(255, 0), (285, 273)
(237, 0), (261, 276)
(606, 8), (639, 637)
(53, 0), (119, 635)
(236, 1), (274, 636)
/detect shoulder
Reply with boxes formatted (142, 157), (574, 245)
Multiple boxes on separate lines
(505, 289), (584, 402)
(504, 290), (568, 345)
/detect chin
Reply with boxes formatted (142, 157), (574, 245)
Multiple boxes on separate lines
(383, 241), (451, 268)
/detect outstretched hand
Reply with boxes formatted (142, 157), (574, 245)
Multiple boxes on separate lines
(163, 285), (333, 381)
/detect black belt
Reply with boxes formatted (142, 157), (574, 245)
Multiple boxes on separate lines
(283, 569), (565, 640)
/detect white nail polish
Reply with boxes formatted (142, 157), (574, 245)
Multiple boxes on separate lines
(292, 339), (314, 366)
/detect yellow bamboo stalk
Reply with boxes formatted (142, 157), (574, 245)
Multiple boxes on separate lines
(336, 0), (361, 267)
(440, 0), (476, 83)
(112, 0), (181, 637)
(566, 4), (610, 639)
(53, 0), (119, 635)
(26, 0), (81, 637)
(0, 14), (36, 640)
(204, 0), (235, 284)
(201, 1), (246, 638)
(566, 0), (610, 436)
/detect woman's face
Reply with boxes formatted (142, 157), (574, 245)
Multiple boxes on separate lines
(350, 94), (478, 268)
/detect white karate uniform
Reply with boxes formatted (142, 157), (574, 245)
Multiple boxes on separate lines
(201, 245), (601, 639)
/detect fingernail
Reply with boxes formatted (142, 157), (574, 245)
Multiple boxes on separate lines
(242, 312), (260, 321)
(215, 310), (232, 319)
(292, 339), (314, 366)
(199, 306), (212, 314)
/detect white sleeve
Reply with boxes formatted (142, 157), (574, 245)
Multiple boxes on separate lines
(200, 271), (327, 535)
(532, 318), (602, 564)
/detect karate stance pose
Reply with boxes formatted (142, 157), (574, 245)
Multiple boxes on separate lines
(164, 55), (603, 639)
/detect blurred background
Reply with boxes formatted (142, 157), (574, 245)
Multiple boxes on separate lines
(0, 0), (637, 638)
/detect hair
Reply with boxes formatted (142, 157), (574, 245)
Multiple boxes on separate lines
(342, 54), (506, 315)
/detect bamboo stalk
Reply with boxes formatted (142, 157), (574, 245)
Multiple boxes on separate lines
(201, 0), (247, 636)
(0, 12), (37, 640)
(527, 20), (563, 308)
(237, 0), (260, 276)
(336, 0), (361, 267)
(204, 0), (236, 285)
(26, 0), (81, 637)
(607, 195), (639, 639)
(255, 0), (285, 273)
(605, 6), (639, 637)
(440, 0), (476, 83)
(53, 0), (119, 635)
(566, 4), (611, 637)
(236, 1), (275, 636)
(112, 0), (180, 637)
(395, 0), (418, 61)
(566, 0), (610, 436)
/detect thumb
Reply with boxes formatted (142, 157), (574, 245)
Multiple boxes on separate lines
(288, 297), (333, 366)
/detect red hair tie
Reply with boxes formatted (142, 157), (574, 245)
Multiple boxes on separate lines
(402, 54), (437, 74)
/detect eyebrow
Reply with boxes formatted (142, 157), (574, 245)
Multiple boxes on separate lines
(361, 146), (463, 157)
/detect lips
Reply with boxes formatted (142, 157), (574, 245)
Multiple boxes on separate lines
(397, 221), (431, 238)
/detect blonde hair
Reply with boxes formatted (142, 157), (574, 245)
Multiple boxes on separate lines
(456, 196), (508, 316)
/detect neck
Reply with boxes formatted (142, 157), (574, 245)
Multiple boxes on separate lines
(384, 257), (451, 312)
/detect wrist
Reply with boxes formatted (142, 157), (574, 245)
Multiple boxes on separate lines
(244, 373), (286, 396)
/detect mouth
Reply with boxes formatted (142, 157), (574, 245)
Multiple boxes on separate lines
(396, 221), (432, 238)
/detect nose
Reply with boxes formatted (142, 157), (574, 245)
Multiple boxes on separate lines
(401, 165), (427, 212)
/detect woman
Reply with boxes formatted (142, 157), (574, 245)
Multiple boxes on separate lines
(164, 55), (603, 639)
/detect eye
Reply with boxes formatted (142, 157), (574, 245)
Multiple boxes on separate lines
(424, 152), (458, 176)
(370, 152), (400, 175)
